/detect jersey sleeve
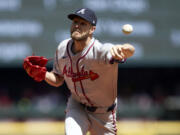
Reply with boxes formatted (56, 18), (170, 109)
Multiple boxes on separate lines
(52, 49), (63, 76)
(99, 43), (126, 64)
(102, 43), (114, 63)
(98, 43), (114, 64)
(52, 39), (70, 76)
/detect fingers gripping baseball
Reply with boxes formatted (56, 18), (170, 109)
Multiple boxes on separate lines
(23, 56), (48, 82)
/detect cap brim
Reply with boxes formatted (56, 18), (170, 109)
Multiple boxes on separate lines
(67, 13), (96, 26)
(68, 14), (90, 23)
(68, 14), (75, 20)
(68, 14), (84, 20)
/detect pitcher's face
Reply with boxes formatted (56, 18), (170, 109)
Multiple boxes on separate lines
(70, 17), (95, 41)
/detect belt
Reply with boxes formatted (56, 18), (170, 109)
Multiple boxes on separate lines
(80, 103), (116, 113)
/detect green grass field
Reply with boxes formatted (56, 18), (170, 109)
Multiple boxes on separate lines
(0, 121), (180, 135)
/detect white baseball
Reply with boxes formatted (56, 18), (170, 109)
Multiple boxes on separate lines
(122, 24), (133, 34)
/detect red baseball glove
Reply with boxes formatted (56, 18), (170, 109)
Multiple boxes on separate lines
(23, 56), (48, 82)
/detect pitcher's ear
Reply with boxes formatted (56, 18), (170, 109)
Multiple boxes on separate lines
(90, 26), (96, 34)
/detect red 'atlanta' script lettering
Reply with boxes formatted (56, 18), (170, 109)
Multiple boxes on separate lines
(63, 65), (99, 82)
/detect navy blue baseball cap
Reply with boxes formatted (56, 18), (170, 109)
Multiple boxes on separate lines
(68, 8), (97, 26)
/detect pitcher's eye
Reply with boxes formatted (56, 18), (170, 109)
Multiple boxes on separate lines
(81, 22), (86, 26)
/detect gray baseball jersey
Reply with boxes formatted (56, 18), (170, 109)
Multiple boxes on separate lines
(53, 37), (119, 107)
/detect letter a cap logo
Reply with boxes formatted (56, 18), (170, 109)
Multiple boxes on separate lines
(77, 9), (86, 14)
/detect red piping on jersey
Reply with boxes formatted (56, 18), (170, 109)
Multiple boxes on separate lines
(76, 40), (95, 106)
(67, 41), (79, 98)
(112, 110), (117, 134)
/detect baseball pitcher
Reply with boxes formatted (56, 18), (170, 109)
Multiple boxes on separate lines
(23, 8), (135, 135)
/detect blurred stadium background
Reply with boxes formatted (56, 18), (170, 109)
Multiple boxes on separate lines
(0, 0), (180, 134)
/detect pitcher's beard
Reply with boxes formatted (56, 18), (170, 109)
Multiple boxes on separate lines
(71, 31), (89, 41)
